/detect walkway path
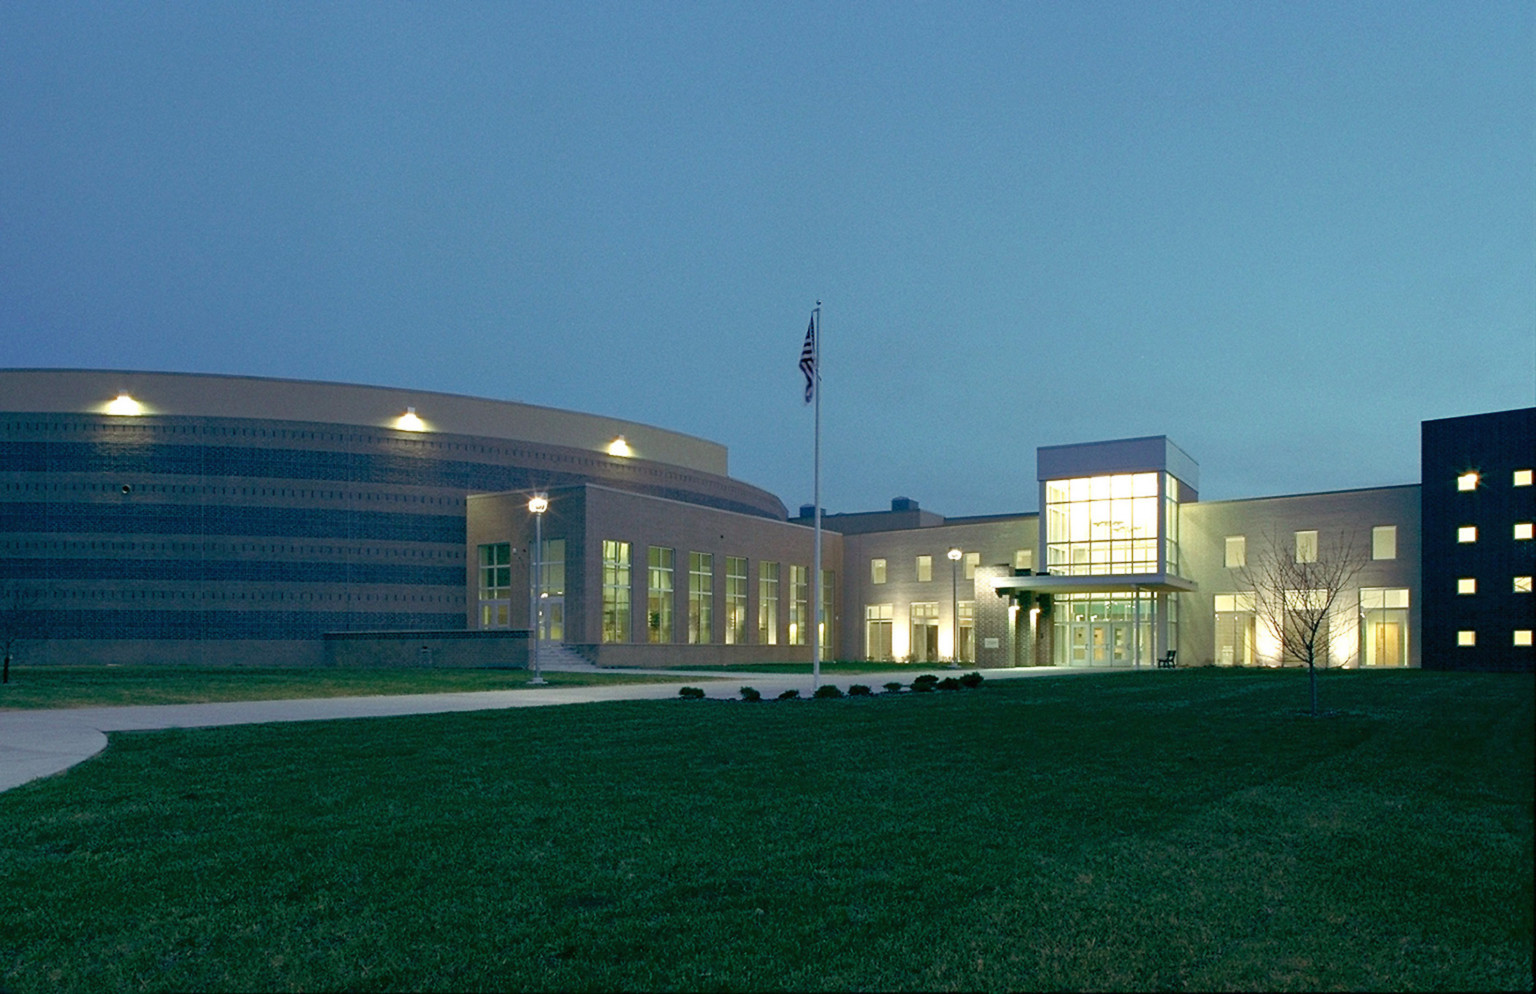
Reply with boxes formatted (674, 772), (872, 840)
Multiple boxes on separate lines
(0, 666), (1122, 794)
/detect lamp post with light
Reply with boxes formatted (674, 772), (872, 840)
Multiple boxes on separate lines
(528, 493), (549, 685)
(948, 547), (962, 664)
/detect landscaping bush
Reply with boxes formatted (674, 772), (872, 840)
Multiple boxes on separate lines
(911, 674), (939, 693)
(937, 677), (961, 691)
(739, 686), (761, 702)
(883, 682), (903, 693)
(959, 671), (984, 688)
(813, 684), (843, 699)
(848, 684), (871, 696)
(777, 689), (800, 700)
(678, 686), (706, 699)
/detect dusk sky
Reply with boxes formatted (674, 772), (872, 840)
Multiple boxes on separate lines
(3, 2), (1531, 517)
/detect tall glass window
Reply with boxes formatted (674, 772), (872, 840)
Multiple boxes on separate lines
(1360, 587), (1409, 667)
(688, 552), (713, 644)
(870, 558), (887, 584)
(647, 546), (673, 644)
(725, 556), (748, 645)
(821, 568), (835, 656)
(956, 600), (975, 662)
(865, 604), (893, 661)
(1214, 592), (1256, 665)
(601, 540), (631, 643)
(916, 555), (932, 582)
(536, 538), (565, 640)
(1045, 472), (1161, 576)
(758, 561), (779, 645)
(477, 542), (511, 629)
(910, 602), (939, 662)
(788, 565), (808, 645)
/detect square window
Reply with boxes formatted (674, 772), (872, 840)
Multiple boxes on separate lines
(1294, 530), (1318, 563)
(1371, 525), (1396, 560)
(1457, 630), (1476, 647)
(1458, 526), (1477, 543)
(1515, 469), (1533, 487)
(1516, 576), (1533, 593)
(1013, 549), (1033, 571)
(1457, 472), (1479, 491)
(964, 551), (980, 580)
(1515, 523), (1533, 540)
(1457, 578), (1476, 595)
(1515, 630), (1533, 646)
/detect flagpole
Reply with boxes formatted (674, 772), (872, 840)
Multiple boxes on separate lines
(811, 301), (822, 689)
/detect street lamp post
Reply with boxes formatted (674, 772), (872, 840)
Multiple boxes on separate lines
(528, 493), (549, 685)
(947, 547), (962, 664)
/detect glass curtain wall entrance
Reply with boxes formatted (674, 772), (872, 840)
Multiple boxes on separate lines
(1054, 594), (1156, 666)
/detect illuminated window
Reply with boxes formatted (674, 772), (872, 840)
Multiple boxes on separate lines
(1457, 630), (1476, 647)
(1517, 576), (1533, 593)
(1294, 530), (1318, 564)
(758, 562), (779, 645)
(788, 565), (808, 645)
(1458, 526), (1477, 543)
(688, 552), (713, 644)
(910, 602), (940, 663)
(601, 540), (631, 643)
(1013, 548), (1033, 571)
(1516, 631), (1534, 647)
(647, 547), (674, 644)
(956, 601), (975, 662)
(725, 557), (748, 645)
(1515, 523), (1533, 541)
(870, 558), (886, 584)
(1514, 470), (1533, 487)
(865, 604), (893, 661)
(1044, 471), (1162, 576)
(1457, 578), (1476, 595)
(1225, 535), (1246, 568)
(1457, 472), (1479, 491)
(477, 542), (512, 628)
(1360, 587), (1410, 667)
(916, 555), (932, 582)
(964, 552), (980, 580)
(1371, 525), (1397, 560)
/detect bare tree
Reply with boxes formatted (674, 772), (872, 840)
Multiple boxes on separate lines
(1237, 528), (1370, 716)
(0, 584), (44, 685)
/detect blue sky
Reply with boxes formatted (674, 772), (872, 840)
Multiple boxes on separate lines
(3, 1), (1531, 516)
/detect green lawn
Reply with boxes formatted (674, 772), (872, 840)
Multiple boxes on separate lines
(1, 668), (1530, 992)
(0, 666), (695, 710)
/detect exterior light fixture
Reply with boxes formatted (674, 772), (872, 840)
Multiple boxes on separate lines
(396, 407), (426, 432)
(527, 493), (549, 685)
(948, 547), (963, 664)
(607, 435), (631, 457)
(105, 393), (143, 416)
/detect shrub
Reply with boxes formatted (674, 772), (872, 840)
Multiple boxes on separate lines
(739, 686), (761, 702)
(777, 689), (800, 700)
(959, 671), (984, 689)
(911, 674), (939, 693)
(678, 686), (706, 699)
(813, 684), (843, 699)
(848, 684), (872, 696)
(883, 682), (903, 693)
(937, 677), (961, 691)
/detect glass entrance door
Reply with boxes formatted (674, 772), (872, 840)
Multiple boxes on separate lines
(538, 596), (564, 642)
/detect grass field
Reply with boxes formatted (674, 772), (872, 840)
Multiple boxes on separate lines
(0, 665), (696, 710)
(1, 668), (1530, 992)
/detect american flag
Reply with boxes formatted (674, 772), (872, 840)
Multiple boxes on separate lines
(799, 315), (816, 403)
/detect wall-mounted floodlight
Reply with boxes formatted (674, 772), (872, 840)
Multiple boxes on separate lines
(607, 435), (632, 457)
(396, 407), (426, 432)
(105, 393), (143, 416)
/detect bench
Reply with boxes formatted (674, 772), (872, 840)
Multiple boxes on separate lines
(1156, 650), (1177, 669)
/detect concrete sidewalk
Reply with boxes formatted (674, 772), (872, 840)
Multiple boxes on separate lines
(0, 666), (1117, 794)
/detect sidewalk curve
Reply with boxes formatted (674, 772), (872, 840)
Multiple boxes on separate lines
(0, 666), (1122, 794)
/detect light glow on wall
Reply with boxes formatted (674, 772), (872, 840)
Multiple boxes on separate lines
(607, 435), (632, 457)
(104, 393), (143, 416)
(395, 407), (427, 432)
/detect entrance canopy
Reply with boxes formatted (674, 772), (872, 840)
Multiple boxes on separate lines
(990, 572), (1198, 596)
